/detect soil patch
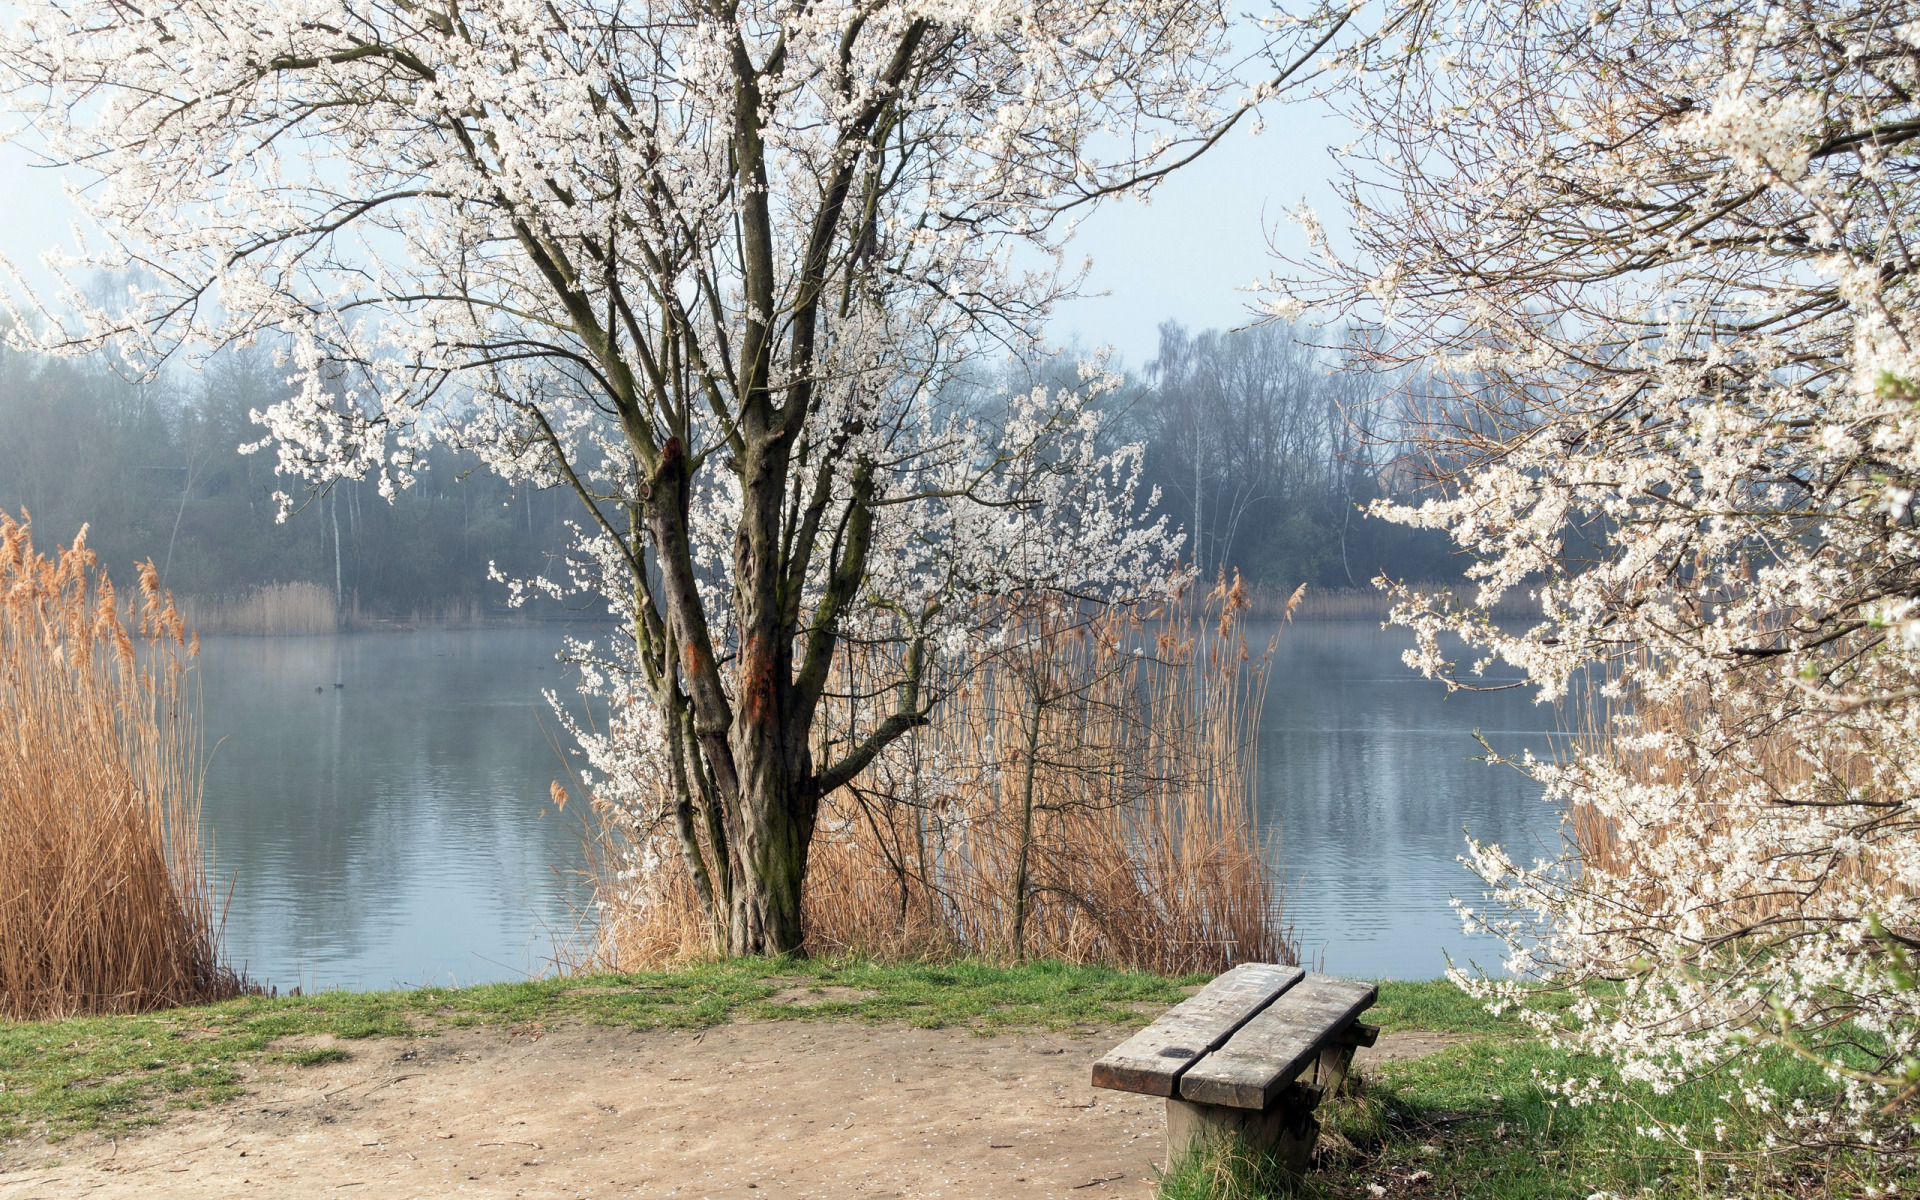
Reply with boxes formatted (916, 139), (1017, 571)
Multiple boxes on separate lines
(763, 986), (878, 1008)
(1, 1022), (1455, 1199)
(1353, 1032), (1460, 1066)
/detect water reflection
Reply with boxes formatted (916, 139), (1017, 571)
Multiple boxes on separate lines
(1256, 620), (1568, 980)
(195, 629), (591, 991)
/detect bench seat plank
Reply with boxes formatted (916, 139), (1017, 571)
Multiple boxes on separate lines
(1090, 963), (1303, 1097)
(1177, 974), (1378, 1110)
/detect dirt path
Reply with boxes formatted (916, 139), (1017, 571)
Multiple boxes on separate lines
(0, 1022), (1454, 1200)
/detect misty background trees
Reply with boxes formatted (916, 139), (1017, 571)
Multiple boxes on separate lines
(1122, 322), (1455, 589)
(0, 326), (1457, 616)
(0, 345), (577, 618)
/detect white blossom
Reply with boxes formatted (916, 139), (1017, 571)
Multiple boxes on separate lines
(1287, 0), (1920, 1158)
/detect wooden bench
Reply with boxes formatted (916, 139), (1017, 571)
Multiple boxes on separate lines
(1090, 964), (1378, 1173)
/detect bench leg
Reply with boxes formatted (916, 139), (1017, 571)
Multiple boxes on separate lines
(1165, 1093), (1319, 1176)
(1316, 1041), (1358, 1096)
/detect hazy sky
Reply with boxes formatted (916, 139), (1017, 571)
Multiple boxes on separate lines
(0, 99), (1348, 372)
(1037, 105), (1351, 366)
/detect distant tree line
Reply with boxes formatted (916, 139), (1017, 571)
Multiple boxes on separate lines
(1118, 322), (1456, 590)
(0, 345), (578, 618)
(0, 326), (1460, 615)
(986, 322), (1461, 593)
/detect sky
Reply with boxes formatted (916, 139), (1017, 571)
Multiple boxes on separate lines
(0, 95), (1350, 373)
(1041, 105), (1351, 367)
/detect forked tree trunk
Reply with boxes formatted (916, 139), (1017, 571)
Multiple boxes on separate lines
(619, 26), (930, 960)
(721, 437), (816, 956)
(647, 430), (840, 958)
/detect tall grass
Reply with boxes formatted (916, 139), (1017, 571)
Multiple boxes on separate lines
(1243, 583), (1542, 622)
(177, 581), (339, 635)
(1568, 677), (1890, 923)
(0, 511), (242, 1018)
(587, 577), (1294, 974)
(177, 585), (499, 634)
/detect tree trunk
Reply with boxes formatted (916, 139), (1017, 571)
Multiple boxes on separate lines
(728, 786), (814, 955)
(644, 423), (882, 958)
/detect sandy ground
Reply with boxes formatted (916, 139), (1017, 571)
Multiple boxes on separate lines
(0, 1016), (1454, 1200)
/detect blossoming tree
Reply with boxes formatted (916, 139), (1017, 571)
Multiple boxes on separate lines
(1, 0), (1362, 954)
(1282, 0), (1920, 1149)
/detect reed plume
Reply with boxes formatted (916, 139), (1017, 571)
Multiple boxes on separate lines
(0, 510), (242, 1018)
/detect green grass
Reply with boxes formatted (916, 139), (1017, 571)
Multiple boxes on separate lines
(6, 964), (1912, 1197)
(1160, 981), (1916, 1199)
(1159, 1134), (1304, 1200)
(0, 956), (1191, 1144)
(1364, 979), (1551, 1037)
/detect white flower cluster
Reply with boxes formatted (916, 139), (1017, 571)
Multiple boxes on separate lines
(1289, 0), (1920, 1155)
(0, 0), (1262, 537)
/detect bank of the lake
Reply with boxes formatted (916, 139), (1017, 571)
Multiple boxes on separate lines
(0, 961), (1879, 1199)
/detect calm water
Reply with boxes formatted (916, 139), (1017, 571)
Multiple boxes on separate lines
(1254, 621), (1565, 979)
(196, 621), (1565, 988)
(196, 629), (592, 991)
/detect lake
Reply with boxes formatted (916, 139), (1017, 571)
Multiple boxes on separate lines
(195, 621), (1566, 989)
(1253, 620), (1565, 978)
(195, 628), (592, 991)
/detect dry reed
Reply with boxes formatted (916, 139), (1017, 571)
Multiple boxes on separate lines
(408, 596), (485, 628)
(587, 575), (1294, 975)
(0, 511), (242, 1018)
(178, 581), (339, 636)
(1244, 583), (1542, 622)
(1566, 673), (1894, 925)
